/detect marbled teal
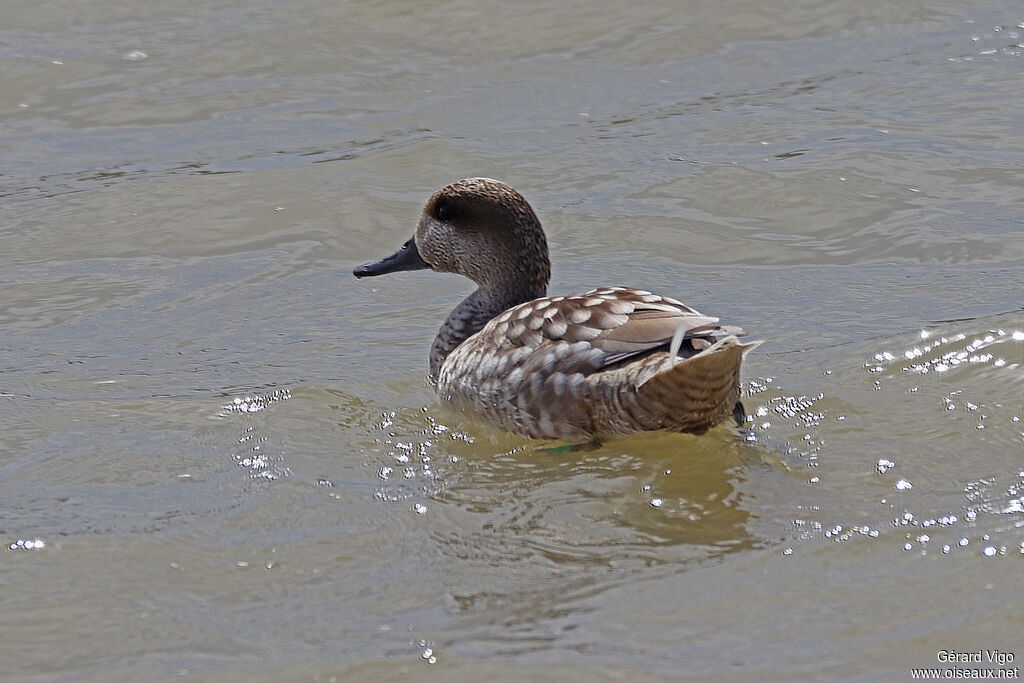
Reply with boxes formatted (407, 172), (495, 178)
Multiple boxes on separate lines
(354, 178), (760, 441)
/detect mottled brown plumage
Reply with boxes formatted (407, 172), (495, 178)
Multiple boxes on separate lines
(354, 178), (760, 440)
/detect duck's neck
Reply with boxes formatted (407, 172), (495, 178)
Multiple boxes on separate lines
(428, 282), (546, 382)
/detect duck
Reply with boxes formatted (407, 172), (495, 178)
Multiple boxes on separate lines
(353, 178), (760, 441)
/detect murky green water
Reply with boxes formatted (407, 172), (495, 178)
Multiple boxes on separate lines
(2, 0), (1022, 679)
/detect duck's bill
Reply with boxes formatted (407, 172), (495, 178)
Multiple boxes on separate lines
(353, 237), (431, 278)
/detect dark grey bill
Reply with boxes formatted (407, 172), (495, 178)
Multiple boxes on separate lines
(353, 237), (431, 278)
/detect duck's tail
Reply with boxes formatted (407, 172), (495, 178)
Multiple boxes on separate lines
(635, 336), (762, 434)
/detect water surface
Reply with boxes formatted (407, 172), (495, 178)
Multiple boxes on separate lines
(2, 0), (1022, 679)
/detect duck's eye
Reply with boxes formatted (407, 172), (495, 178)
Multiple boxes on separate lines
(436, 203), (455, 221)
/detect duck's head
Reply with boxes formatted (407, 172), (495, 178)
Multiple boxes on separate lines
(353, 178), (550, 296)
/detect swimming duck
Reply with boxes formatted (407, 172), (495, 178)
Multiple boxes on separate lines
(353, 178), (760, 441)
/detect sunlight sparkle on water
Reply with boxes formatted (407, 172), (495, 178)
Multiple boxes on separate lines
(222, 389), (291, 415)
(1003, 499), (1024, 514)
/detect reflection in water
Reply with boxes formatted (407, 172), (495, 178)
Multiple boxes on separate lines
(434, 431), (758, 556)
(361, 402), (778, 639)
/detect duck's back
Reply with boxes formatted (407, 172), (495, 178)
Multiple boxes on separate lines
(435, 287), (755, 440)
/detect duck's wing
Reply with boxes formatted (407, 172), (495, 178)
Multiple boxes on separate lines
(592, 307), (725, 366)
(496, 287), (745, 374)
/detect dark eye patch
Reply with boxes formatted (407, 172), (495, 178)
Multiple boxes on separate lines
(436, 202), (455, 221)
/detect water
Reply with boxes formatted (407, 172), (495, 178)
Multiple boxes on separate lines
(2, 0), (1022, 679)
